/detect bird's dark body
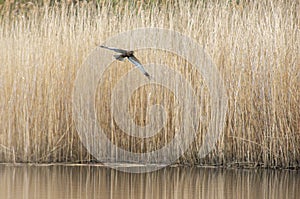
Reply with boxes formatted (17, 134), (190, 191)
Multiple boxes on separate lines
(117, 51), (134, 59)
(125, 51), (134, 57)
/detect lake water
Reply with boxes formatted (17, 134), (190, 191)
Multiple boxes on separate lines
(0, 164), (299, 199)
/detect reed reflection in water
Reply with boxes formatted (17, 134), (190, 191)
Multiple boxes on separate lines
(0, 164), (299, 199)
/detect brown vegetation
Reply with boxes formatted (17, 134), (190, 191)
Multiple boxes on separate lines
(0, 0), (299, 168)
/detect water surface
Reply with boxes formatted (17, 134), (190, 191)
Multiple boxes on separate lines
(0, 164), (299, 199)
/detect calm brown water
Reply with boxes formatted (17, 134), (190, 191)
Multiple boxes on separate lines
(0, 164), (299, 199)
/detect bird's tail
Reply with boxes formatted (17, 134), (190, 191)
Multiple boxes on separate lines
(114, 55), (125, 61)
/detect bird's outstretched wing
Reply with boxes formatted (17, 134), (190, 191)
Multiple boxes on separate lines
(100, 45), (128, 54)
(128, 56), (151, 79)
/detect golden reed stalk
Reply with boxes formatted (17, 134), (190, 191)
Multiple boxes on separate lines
(0, 0), (299, 168)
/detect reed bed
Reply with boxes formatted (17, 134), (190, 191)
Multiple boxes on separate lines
(0, 0), (299, 168)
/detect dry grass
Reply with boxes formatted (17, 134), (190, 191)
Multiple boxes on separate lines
(0, 0), (299, 168)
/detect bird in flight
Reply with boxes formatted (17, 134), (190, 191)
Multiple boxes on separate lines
(100, 45), (151, 80)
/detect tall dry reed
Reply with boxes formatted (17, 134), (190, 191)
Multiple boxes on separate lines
(0, 0), (299, 167)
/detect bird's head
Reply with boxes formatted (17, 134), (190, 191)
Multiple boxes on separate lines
(128, 51), (134, 55)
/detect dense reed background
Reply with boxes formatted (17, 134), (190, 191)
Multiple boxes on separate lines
(0, 0), (299, 168)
